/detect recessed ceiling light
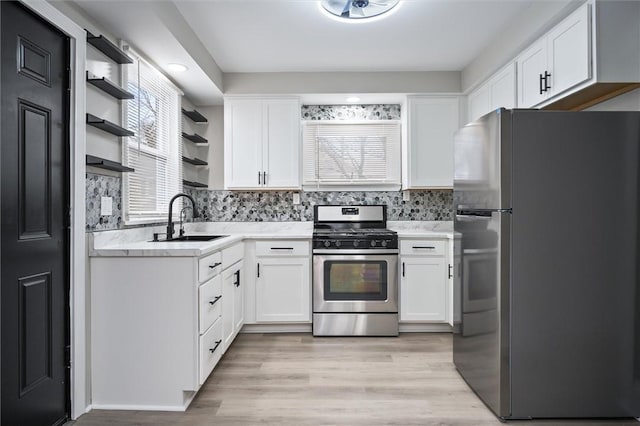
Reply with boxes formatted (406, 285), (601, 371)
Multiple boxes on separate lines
(319, 0), (401, 23)
(346, 96), (361, 103)
(167, 63), (188, 72)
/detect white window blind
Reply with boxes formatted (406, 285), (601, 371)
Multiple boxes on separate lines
(122, 47), (183, 224)
(302, 121), (401, 190)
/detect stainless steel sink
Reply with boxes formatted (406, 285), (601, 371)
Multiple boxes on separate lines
(153, 235), (228, 242)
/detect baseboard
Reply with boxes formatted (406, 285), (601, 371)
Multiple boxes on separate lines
(90, 403), (187, 412)
(399, 323), (452, 333)
(240, 323), (312, 333)
(241, 323), (451, 333)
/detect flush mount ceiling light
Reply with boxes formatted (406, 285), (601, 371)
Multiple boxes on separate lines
(320, 0), (401, 22)
(167, 63), (188, 72)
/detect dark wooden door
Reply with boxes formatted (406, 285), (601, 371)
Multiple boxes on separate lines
(1, 2), (70, 425)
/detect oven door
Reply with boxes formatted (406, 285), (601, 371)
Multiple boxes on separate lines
(313, 253), (398, 313)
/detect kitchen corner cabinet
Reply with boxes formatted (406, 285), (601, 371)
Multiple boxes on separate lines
(467, 62), (516, 122)
(255, 240), (311, 322)
(403, 96), (460, 189)
(517, 2), (590, 107)
(399, 238), (452, 324)
(90, 243), (244, 411)
(224, 97), (300, 190)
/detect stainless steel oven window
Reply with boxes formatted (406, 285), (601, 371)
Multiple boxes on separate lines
(313, 254), (398, 313)
(323, 260), (388, 301)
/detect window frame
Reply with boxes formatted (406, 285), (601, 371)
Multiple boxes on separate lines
(121, 45), (184, 225)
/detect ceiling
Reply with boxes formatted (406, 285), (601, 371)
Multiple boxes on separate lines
(70, 0), (545, 104)
(174, 0), (534, 73)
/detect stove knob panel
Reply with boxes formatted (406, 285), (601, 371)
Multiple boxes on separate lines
(323, 240), (331, 248)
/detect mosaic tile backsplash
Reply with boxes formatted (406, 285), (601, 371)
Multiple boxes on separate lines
(301, 104), (401, 121)
(86, 173), (123, 231)
(87, 174), (453, 231)
(183, 189), (453, 223)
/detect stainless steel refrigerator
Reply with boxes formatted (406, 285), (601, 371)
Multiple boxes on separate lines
(453, 108), (640, 420)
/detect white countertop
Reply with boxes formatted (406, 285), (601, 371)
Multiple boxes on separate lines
(89, 221), (454, 257)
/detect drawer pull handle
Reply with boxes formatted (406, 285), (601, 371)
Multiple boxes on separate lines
(270, 247), (294, 250)
(234, 270), (240, 287)
(208, 295), (222, 306)
(412, 246), (435, 249)
(209, 340), (222, 354)
(208, 262), (222, 269)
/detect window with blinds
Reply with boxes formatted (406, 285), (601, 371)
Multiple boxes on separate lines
(302, 121), (401, 190)
(122, 48), (183, 224)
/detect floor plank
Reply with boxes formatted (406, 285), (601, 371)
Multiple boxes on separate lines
(70, 333), (638, 426)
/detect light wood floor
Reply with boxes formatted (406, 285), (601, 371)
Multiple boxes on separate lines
(71, 333), (638, 426)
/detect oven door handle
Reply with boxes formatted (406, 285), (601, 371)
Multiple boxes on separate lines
(312, 249), (399, 255)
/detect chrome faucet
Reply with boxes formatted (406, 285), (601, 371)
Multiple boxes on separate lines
(167, 193), (199, 240)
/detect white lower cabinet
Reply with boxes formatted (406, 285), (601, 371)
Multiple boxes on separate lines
(399, 238), (453, 325)
(222, 260), (244, 348)
(255, 240), (311, 323)
(199, 318), (223, 385)
(89, 242), (244, 411)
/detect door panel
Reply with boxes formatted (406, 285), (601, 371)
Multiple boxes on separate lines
(265, 99), (300, 188)
(1, 2), (69, 425)
(225, 99), (263, 188)
(517, 39), (548, 107)
(400, 257), (446, 322)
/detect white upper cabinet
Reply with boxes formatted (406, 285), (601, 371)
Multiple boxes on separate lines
(467, 63), (516, 123)
(403, 96), (460, 189)
(225, 97), (300, 190)
(517, 3), (590, 107)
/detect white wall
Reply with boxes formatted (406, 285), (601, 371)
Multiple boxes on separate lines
(224, 71), (461, 95)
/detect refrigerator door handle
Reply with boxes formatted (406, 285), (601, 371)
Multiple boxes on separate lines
(456, 208), (512, 217)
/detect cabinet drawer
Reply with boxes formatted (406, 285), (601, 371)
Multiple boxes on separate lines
(222, 242), (244, 269)
(400, 240), (446, 256)
(255, 240), (309, 257)
(199, 275), (222, 334)
(199, 251), (222, 283)
(199, 318), (223, 385)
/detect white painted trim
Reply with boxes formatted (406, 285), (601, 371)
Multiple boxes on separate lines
(91, 403), (189, 412)
(240, 323), (312, 333)
(19, 0), (87, 420)
(399, 323), (452, 333)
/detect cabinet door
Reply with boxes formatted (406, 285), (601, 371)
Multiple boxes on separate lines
(400, 257), (447, 322)
(547, 2), (590, 97)
(467, 82), (491, 123)
(489, 63), (516, 111)
(264, 99), (300, 189)
(225, 99), (263, 189)
(517, 38), (548, 107)
(222, 266), (235, 348)
(256, 257), (310, 322)
(407, 97), (459, 188)
(233, 266), (244, 335)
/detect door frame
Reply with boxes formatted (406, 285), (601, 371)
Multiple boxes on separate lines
(8, 1), (87, 420)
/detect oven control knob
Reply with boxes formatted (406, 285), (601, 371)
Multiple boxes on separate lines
(323, 240), (331, 248)
(370, 240), (377, 247)
(353, 240), (360, 247)
(335, 241), (342, 247)
(381, 240), (388, 247)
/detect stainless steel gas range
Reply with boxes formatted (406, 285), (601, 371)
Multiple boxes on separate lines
(312, 205), (399, 336)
